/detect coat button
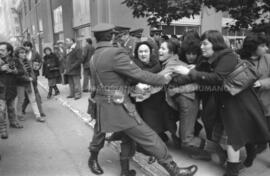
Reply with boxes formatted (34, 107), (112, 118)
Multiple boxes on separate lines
(221, 105), (225, 108)
(202, 76), (206, 79)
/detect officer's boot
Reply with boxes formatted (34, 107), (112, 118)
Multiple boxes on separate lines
(224, 162), (240, 176)
(244, 143), (256, 167)
(53, 86), (60, 96)
(120, 159), (136, 176)
(47, 87), (53, 99)
(159, 160), (198, 176)
(88, 151), (104, 175)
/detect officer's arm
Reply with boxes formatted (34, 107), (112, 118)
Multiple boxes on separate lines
(113, 49), (167, 86)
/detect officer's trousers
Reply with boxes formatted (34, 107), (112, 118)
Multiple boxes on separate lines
(89, 122), (106, 152)
(89, 121), (173, 164)
(122, 121), (172, 164)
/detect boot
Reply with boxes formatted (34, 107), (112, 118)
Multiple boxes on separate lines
(47, 87), (53, 99)
(88, 151), (104, 175)
(203, 139), (227, 165)
(1, 129), (8, 139)
(160, 160), (198, 176)
(244, 143), (256, 167)
(53, 86), (60, 96)
(120, 159), (136, 176)
(224, 162), (240, 176)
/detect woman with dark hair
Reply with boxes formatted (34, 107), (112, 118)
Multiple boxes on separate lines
(238, 33), (270, 167)
(173, 30), (270, 176)
(131, 41), (171, 142)
(43, 47), (61, 98)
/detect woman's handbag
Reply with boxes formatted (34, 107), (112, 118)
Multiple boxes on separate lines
(223, 57), (260, 96)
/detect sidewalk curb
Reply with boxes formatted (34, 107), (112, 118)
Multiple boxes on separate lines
(38, 81), (169, 176)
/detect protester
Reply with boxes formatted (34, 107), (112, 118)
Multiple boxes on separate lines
(15, 47), (45, 123)
(65, 38), (83, 100)
(42, 47), (61, 99)
(239, 32), (270, 167)
(82, 38), (95, 92)
(173, 30), (270, 176)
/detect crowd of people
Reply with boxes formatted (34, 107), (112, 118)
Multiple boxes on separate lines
(1, 22), (270, 176)
(87, 23), (270, 176)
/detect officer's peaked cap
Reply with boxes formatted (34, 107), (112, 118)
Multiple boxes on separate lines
(92, 23), (115, 33)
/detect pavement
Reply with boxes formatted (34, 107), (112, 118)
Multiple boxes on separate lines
(27, 76), (270, 176)
(0, 82), (145, 176)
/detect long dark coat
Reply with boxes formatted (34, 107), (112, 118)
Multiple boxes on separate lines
(65, 45), (83, 76)
(42, 53), (61, 79)
(90, 42), (168, 133)
(132, 56), (169, 133)
(182, 49), (270, 150)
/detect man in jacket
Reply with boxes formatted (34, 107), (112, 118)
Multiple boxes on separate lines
(87, 23), (198, 176)
(65, 38), (83, 100)
(82, 38), (95, 92)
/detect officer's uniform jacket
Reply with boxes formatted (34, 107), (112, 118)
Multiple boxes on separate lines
(123, 36), (138, 57)
(90, 42), (168, 133)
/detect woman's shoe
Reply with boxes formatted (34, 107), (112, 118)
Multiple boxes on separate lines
(36, 117), (46, 123)
(10, 122), (23, 129)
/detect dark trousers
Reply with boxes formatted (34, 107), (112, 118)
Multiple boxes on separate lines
(0, 99), (7, 134)
(6, 97), (18, 124)
(89, 123), (106, 152)
(83, 68), (91, 91)
(174, 95), (202, 148)
(89, 121), (173, 164)
(68, 75), (81, 98)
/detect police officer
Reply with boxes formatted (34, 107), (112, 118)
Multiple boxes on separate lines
(88, 23), (198, 176)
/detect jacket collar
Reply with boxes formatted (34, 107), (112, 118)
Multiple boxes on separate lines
(208, 48), (233, 64)
(96, 41), (113, 50)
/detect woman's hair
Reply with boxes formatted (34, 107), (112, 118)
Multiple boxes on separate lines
(239, 32), (267, 59)
(43, 47), (52, 54)
(134, 41), (153, 59)
(162, 38), (180, 55)
(180, 31), (201, 62)
(14, 47), (26, 58)
(201, 30), (228, 51)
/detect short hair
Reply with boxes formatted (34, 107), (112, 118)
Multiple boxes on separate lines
(180, 31), (201, 61)
(14, 46), (26, 58)
(201, 30), (228, 51)
(94, 30), (114, 42)
(161, 39), (180, 55)
(43, 47), (52, 54)
(86, 38), (92, 45)
(23, 41), (33, 48)
(0, 42), (14, 56)
(239, 32), (268, 59)
(134, 41), (153, 59)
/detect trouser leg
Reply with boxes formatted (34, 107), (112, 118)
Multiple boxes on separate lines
(6, 98), (18, 124)
(73, 75), (81, 98)
(120, 134), (136, 160)
(0, 99), (7, 136)
(26, 84), (41, 118)
(16, 86), (26, 117)
(175, 95), (201, 148)
(34, 86), (44, 114)
(68, 76), (75, 97)
(123, 121), (172, 164)
(89, 122), (106, 152)
(83, 68), (90, 91)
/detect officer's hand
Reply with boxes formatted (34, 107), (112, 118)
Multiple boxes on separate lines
(29, 77), (33, 81)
